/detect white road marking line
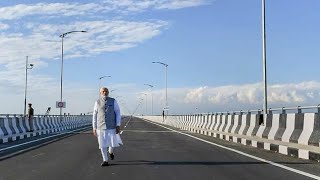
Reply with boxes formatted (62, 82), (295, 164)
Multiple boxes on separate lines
(142, 118), (320, 180)
(121, 116), (132, 133)
(32, 153), (45, 158)
(0, 126), (90, 152)
(58, 131), (92, 134)
(124, 116), (132, 128)
(123, 130), (174, 133)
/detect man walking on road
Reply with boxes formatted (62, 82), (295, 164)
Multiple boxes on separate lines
(27, 103), (34, 132)
(92, 87), (123, 166)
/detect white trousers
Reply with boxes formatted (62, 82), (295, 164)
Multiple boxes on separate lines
(100, 147), (114, 161)
(97, 129), (123, 149)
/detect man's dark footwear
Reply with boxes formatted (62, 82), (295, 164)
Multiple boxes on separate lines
(110, 153), (114, 160)
(101, 161), (109, 166)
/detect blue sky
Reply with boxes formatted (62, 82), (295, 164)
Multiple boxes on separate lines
(0, 0), (320, 115)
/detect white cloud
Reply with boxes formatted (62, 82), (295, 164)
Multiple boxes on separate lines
(26, 20), (168, 56)
(184, 86), (208, 103)
(0, 3), (102, 20)
(180, 82), (320, 107)
(168, 81), (320, 114)
(0, 1), (211, 20)
(0, 23), (9, 30)
(157, 0), (210, 10)
(0, 1), (179, 116)
(2, 81), (320, 115)
(0, 20), (168, 95)
(0, 0), (206, 114)
(123, 81), (320, 115)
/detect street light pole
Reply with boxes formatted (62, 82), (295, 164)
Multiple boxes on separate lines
(110, 89), (117, 96)
(144, 84), (154, 115)
(152, 61), (168, 115)
(165, 65), (168, 114)
(140, 93), (148, 115)
(24, 56), (34, 117)
(98, 75), (111, 89)
(139, 98), (144, 115)
(144, 93), (147, 115)
(59, 30), (87, 116)
(262, 0), (268, 125)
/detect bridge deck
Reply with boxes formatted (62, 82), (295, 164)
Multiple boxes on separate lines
(0, 117), (319, 180)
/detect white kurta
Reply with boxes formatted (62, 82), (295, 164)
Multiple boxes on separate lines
(96, 129), (123, 148)
(93, 97), (123, 149)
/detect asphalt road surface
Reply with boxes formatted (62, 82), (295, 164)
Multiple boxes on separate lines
(0, 117), (320, 180)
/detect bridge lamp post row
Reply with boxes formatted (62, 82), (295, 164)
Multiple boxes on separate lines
(135, 98), (144, 115)
(109, 89), (118, 97)
(139, 93), (148, 115)
(146, 1), (266, 120)
(144, 84), (154, 115)
(98, 75), (111, 89)
(152, 61), (168, 115)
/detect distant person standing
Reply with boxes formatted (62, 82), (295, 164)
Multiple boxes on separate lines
(27, 103), (34, 132)
(162, 110), (165, 121)
(44, 107), (51, 116)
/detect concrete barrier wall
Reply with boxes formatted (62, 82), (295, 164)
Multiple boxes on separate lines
(138, 112), (320, 161)
(0, 115), (91, 144)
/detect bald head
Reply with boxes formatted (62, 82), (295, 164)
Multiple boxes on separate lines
(100, 87), (109, 97)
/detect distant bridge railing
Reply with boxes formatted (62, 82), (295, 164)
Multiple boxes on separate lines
(137, 105), (320, 161)
(0, 114), (91, 144)
(171, 105), (320, 116)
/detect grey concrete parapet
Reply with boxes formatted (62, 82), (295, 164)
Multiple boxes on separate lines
(0, 115), (92, 144)
(137, 111), (320, 162)
(308, 113), (320, 146)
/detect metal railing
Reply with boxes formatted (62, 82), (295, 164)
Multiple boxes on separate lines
(3, 105), (320, 118)
(162, 105), (320, 116)
(0, 114), (89, 118)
